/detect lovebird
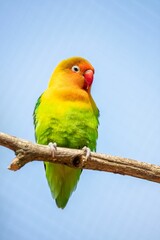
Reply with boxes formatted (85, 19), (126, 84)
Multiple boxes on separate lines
(33, 57), (99, 209)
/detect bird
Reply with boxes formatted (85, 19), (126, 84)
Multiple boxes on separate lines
(33, 56), (99, 209)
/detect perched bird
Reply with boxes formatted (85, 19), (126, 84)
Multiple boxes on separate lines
(33, 57), (99, 208)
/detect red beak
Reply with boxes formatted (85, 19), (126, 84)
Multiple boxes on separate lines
(84, 70), (94, 89)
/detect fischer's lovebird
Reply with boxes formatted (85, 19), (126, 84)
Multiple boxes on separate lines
(33, 57), (99, 209)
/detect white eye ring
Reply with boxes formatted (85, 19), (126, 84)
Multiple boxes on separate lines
(71, 65), (80, 72)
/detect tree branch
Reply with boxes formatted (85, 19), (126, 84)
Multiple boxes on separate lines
(0, 132), (160, 183)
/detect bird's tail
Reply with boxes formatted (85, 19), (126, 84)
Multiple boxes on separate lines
(44, 162), (82, 209)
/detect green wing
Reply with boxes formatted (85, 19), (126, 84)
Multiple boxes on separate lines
(33, 94), (42, 129)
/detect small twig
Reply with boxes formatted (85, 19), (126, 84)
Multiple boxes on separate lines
(0, 132), (160, 184)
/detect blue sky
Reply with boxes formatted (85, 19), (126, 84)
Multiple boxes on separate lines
(0, 0), (160, 239)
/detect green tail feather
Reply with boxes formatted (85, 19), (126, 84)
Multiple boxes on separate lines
(45, 162), (81, 209)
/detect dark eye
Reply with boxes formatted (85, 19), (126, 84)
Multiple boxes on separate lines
(71, 65), (80, 72)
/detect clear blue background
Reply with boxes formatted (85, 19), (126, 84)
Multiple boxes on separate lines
(0, 0), (160, 239)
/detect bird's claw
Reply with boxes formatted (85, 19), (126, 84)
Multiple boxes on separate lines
(48, 142), (57, 158)
(82, 146), (91, 160)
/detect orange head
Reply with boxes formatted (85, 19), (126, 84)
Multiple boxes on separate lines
(48, 57), (95, 92)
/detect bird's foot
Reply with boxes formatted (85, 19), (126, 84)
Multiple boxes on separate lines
(82, 146), (91, 160)
(48, 142), (57, 158)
